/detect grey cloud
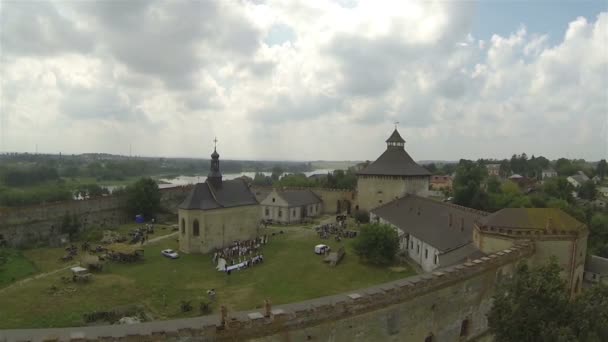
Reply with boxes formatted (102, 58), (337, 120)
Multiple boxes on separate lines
(74, 1), (262, 89)
(0, 1), (93, 56)
(60, 86), (147, 122)
(252, 93), (342, 124)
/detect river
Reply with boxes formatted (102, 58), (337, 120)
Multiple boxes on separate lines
(104, 169), (336, 193)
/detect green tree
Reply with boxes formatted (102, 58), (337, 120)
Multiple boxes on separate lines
(271, 166), (284, 181)
(489, 260), (608, 342)
(596, 159), (607, 180)
(453, 160), (488, 209)
(488, 260), (572, 342)
(125, 178), (161, 218)
(543, 177), (574, 202)
(579, 180), (597, 201)
(486, 176), (502, 194)
(352, 224), (398, 265)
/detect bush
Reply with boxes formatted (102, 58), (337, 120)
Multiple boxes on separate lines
(352, 224), (399, 265)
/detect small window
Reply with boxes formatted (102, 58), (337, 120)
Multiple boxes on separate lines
(278, 210), (282, 218)
(272, 197), (275, 202)
(265, 208), (269, 216)
(410, 240), (414, 249)
(193, 220), (200, 236)
(181, 218), (185, 234)
(417, 243), (420, 254)
(434, 254), (438, 265)
(292, 209), (296, 217)
(425, 248), (428, 259)
(379, 200), (383, 204)
(460, 319), (470, 337)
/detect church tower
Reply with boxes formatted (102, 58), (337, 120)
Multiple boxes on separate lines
(207, 139), (222, 188)
(356, 128), (430, 212)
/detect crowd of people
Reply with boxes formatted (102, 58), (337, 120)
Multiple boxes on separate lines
(315, 222), (358, 240)
(212, 235), (269, 273)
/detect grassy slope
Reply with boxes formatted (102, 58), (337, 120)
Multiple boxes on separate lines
(0, 249), (39, 287)
(0, 225), (412, 329)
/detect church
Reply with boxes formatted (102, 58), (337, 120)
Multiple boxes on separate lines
(356, 128), (430, 212)
(177, 143), (260, 254)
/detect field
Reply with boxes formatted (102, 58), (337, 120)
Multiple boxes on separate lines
(0, 223), (414, 329)
(0, 249), (38, 287)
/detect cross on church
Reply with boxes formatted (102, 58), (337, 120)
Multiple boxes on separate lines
(213, 137), (218, 149)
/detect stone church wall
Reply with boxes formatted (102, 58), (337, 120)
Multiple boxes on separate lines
(0, 242), (534, 341)
(179, 204), (261, 254)
(0, 186), (191, 247)
(357, 175), (429, 212)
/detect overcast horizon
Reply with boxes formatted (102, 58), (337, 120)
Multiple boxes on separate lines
(1, 0), (607, 162)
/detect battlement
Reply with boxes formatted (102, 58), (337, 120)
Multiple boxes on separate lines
(0, 242), (533, 341)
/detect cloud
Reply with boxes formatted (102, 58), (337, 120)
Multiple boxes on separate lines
(0, 1), (606, 161)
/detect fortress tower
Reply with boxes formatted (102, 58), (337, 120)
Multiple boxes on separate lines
(356, 129), (430, 212)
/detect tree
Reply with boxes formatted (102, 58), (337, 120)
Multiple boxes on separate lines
(488, 260), (608, 342)
(352, 224), (398, 265)
(488, 260), (572, 342)
(597, 159), (607, 180)
(453, 160), (488, 209)
(125, 178), (161, 218)
(542, 177), (574, 203)
(271, 166), (283, 181)
(579, 180), (597, 201)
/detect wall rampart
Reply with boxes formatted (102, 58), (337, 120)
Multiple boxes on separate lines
(0, 186), (192, 247)
(0, 242), (534, 341)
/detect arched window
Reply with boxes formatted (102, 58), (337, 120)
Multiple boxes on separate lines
(460, 319), (470, 337)
(193, 219), (200, 236)
(181, 219), (185, 234)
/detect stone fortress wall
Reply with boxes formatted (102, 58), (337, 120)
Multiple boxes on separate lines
(0, 242), (534, 342)
(0, 186), (192, 247)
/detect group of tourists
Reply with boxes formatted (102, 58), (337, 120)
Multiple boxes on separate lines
(130, 224), (154, 245)
(315, 222), (358, 240)
(212, 236), (269, 273)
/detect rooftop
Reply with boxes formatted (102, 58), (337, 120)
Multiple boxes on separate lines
(179, 179), (258, 210)
(477, 208), (586, 233)
(274, 189), (322, 207)
(371, 195), (487, 252)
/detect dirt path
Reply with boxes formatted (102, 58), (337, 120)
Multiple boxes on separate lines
(0, 232), (178, 294)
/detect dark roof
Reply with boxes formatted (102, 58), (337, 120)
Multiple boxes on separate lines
(586, 255), (608, 275)
(277, 189), (322, 206)
(357, 147), (430, 176)
(179, 179), (258, 210)
(439, 243), (485, 266)
(371, 195), (487, 252)
(477, 208), (586, 233)
(386, 129), (405, 143)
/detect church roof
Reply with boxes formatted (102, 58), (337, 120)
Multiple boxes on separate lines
(386, 129), (405, 143)
(357, 148), (431, 176)
(179, 179), (258, 210)
(371, 195), (487, 252)
(276, 189), (322, 207)
(477, 208), (586, 233)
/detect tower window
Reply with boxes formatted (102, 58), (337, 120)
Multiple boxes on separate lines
(278, 210), (282, 218)
(181, 218), (185, 234)
(425, 248), (428, 259)
(265, 208), (269, 216)
(272, 198), (275, 203)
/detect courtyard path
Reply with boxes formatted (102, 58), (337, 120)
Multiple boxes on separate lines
(0, 232), (178, 294)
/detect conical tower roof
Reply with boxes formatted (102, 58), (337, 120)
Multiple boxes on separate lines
(386, 129), (405, 143)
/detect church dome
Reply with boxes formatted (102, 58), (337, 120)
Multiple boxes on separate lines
(211, 148), (219, 159)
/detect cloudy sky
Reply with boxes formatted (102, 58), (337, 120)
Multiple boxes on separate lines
(0, 0), (607, 162)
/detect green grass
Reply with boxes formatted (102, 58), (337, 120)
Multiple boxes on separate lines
(0, 249), (39, 287)
(0, 225), (413, 329)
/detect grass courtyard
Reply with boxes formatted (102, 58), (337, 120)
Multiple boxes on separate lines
(0, 223), (414, 329)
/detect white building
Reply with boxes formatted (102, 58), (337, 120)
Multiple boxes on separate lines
(260, 189), (322, 224)
(370, 195), (486, 272)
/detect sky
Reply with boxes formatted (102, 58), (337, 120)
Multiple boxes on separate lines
(0, 0), (607, 162)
